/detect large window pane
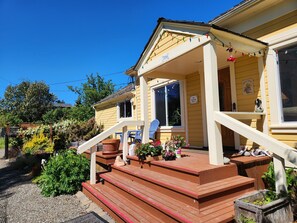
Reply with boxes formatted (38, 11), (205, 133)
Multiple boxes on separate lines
(119, 102), (125, 118)
(155, 87), (166, 126)
(279, 44), (297, 121)
(126, 100), (132, 117)
(119, 100), (132, 118)
(167, 82), (181, 126)
(155, 82), (181, 127)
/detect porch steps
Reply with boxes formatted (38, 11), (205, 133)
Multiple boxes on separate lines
(111, 165), (255, 209)
(82, 155), (256, 222)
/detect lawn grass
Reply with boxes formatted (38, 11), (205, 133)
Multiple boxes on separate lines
(0, 137), (5, 149)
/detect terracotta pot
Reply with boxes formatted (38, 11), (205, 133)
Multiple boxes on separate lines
(102, 139), (120, 155)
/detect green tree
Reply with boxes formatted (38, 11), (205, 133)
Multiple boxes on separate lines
(0, 81), (56, 122)
(42, 108), (69, 124)
(68, 73), (114, 106)
(67, 105), (94, 121)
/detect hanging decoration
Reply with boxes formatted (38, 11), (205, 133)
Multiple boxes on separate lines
(209, 32), (265, 58)
(226, 43), (236, 62)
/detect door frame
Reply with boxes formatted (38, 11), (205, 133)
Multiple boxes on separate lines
(229, 63), (241, 150)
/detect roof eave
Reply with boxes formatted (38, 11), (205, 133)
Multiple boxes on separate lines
(209, 0), (261, 25)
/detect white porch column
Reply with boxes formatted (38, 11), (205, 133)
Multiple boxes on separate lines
(203, 41), (224, 165)
(140, 75), (149, 143)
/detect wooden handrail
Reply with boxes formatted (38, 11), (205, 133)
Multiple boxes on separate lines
(77, 120), (144, 184)
(77, 120), (144, 154)
(214, 111), (297, 193)
(214, 112), (297, 165)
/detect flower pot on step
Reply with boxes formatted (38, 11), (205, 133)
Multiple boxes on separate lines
(102, 139), (120, 155)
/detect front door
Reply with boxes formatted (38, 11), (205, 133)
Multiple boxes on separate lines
(218, 67), (235, 147)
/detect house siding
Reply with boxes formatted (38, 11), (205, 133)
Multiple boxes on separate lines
(95, 105), (118, 131)
(147, 31), (194, 63)
(235, 56), (262, 147)
(243, 10), (297, 39)
(186, 72), (204, 147)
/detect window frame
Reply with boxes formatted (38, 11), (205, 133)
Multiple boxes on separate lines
(151, 80), (185, 130)
(263, 26), (297, 132)
(276, 43), (297, 123)
(117, 99), (133, 121)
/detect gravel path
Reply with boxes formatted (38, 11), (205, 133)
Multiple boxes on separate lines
(0, 149), (114, 223)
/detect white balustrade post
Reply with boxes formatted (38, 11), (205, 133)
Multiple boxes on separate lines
(90, 146), (97, 185)
(140, 75), (149, 143)
(203, 41), (224, 165)
(122, 126), (128, 162)
(273, 156), (288, 194)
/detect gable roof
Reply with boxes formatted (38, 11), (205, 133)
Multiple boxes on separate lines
(134, 17), (267, 72)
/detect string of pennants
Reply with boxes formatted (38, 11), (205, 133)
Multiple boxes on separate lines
(142, 31), (265, 69)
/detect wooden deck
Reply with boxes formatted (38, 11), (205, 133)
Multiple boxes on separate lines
(82, 151), (271, 222)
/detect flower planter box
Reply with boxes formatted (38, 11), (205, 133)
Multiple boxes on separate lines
(234, 190), (293, 223)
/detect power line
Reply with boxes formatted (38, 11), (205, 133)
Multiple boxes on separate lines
(48, 70), (126, 86)
(0, 76), (16, 85)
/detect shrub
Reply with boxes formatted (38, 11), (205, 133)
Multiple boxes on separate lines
(22, 131), (54, 155)
(36, 150), (90, 197)
(262, 162), (297, 218)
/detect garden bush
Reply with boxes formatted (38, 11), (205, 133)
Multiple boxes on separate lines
(36, 149), (90, 197)
(262, 162), (297, 218)
(22, 131), (54, 155)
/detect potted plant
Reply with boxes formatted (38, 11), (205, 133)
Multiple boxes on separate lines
(164, 135), (187, 158)
(102, 138), (120, 155)
(135, 141), (163, 161)
(162, 148), (176, 161)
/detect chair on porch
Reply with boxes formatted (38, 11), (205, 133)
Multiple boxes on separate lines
(120, 119), (160, 143)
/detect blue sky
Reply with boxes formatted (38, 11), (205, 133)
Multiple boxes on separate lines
(0, 0), (242, 105)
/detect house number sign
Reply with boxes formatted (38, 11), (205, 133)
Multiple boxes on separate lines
(190, 95), (198, 104)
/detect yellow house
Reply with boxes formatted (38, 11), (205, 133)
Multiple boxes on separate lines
(95, 1), (297, 147)
(82, 0), (297, 191)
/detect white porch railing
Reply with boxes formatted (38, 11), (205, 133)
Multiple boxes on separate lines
(214, 111), (297, 193)
(77, 120), (144, 184)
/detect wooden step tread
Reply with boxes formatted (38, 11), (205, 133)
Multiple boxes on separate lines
(83, 182), (164, 223)
(112, 165), (255, 199)
(101, 172), (200, 222)
(83, 184), (164, 223)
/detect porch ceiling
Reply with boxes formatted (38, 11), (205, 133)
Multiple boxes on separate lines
(145, 44), (245, 78)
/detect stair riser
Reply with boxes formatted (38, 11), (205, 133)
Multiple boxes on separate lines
(102, 180), (185, 223)
(129, 159), (200, 184)
(111, 168), (199, 209)
(82, 186), (126, 223)
(198, 165), (238, 185)
(129, 159), (239, 185)
(199, 183), (255, 209)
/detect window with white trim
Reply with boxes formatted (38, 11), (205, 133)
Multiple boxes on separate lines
(154, 82), (181, 126)
(278, 44), (297, 122)
(118, 100), (132, 118)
